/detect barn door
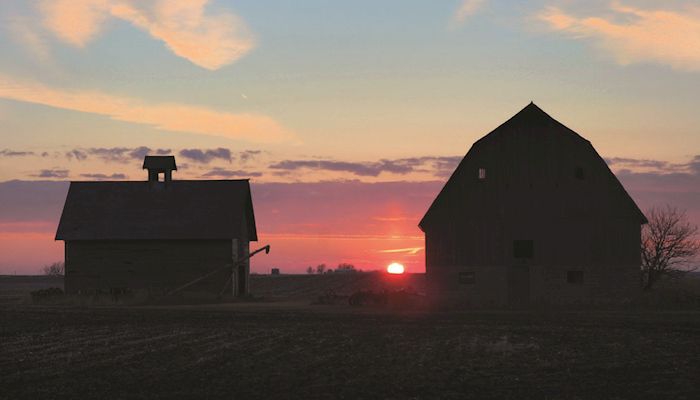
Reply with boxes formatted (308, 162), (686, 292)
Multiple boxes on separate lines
(507, 265), (530, 307)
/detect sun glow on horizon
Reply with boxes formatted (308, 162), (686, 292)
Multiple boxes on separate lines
(387, 262), (405, 274)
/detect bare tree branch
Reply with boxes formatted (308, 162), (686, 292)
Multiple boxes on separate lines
(41, 262), (65, 276)
(641, 205), (699, 290)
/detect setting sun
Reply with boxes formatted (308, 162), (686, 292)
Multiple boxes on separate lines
(386, 262), (405, 274)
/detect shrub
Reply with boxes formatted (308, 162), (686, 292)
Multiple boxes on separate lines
(41, 262), (65, 276)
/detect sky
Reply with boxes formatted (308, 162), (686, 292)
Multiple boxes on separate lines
(0, 0), (699, 274)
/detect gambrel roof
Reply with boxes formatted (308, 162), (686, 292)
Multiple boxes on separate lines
(419, 102), (647, 230)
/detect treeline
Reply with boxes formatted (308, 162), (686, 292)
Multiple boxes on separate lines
(306, 263), (359, 274)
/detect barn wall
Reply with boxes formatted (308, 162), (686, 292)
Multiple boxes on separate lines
(426, 265), (508, 307)
(426, 217), (641, 305)
(64, 240), (238, 294)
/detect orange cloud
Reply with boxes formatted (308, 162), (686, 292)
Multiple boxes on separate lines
(39, 0), (109, 47)
(539, 2), (700, 71)
(454, 0), (486, 23)
(38, 0), (254, 70)
(0, 74), (294, 143)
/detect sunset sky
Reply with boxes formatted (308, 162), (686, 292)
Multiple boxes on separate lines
(1, 0), (699, 274)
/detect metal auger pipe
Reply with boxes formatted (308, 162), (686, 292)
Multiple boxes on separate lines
(164, 244), (270, 298)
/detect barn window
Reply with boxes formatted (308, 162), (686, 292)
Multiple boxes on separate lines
(575, 167), (585, 180)
(459, 272), (475, 284)
(513, 240), (534, 258)
(478, 168), (486, 180)
(567, 270), (584, 284)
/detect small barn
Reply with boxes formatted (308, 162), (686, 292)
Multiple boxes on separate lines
(55, 156), (257, 296)
(419, 103), (647, 306)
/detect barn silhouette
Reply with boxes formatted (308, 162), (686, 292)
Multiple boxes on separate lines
(419, 103), (647, 306)
(55, 156), (257, 296)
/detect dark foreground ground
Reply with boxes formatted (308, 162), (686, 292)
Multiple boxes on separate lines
(0, 272), (427, 304)
(2, 304), (700, 400)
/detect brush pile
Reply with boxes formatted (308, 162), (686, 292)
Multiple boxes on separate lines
(30, 287), (64, 302)
(348, 288), (424, 307)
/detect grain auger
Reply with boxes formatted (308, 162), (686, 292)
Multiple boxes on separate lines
(162, 244), (270, 299)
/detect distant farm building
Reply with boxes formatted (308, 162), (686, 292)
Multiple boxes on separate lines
(55, 156), (257, 296)
(419, 103), (647, 306)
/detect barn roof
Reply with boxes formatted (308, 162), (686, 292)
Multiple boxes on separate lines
(55, 180), (257, 241)
(143, 155), (177, 171)
(419, 102), (648, 229)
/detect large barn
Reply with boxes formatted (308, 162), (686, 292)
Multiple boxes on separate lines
(55, 156), (257, 296)
(419, 103), (647, 306)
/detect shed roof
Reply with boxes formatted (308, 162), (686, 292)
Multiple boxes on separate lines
(55, 180), (257, 241)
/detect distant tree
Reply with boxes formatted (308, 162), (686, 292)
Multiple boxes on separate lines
(316, 264), (326, 274)
(326, 269), (334, 274)
(41, 262), (65, 276)
(336, 263), (357, 273)
(641, 205), (699, 290)
(306, 266), (314, 274)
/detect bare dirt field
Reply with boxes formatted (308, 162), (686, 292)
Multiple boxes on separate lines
(2, 274), (700, 399)
(2, 303), (700, 400)
(0, 276), (63, 304)
(249, 272), (426, 300)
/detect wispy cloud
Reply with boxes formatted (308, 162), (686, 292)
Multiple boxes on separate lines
(65, 147), (170, 163)
(0, 74), (294, 143)
(65, 149), (88, 161)
(179, 148), (232, 164)
(79, 173), (127, 180)
(614, 155), (700, 225)
(453, 0), (486, 23)
(605, 156), (695, 174)
(690, 156), (700, 175)
(538, 2), (700, 71)
(239, 150), (262, 163)
(34, 169), (69, 179)
(6, 16), (51, 62)
(269, 156), (461, 178)
(0, 149), (35, 157)
(269, 160), (413, 177)
(38, 0), (254, 70)
(605, 157), (669, 170)
(377, 247), (423, 255)
(201, 168), (262, 178)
